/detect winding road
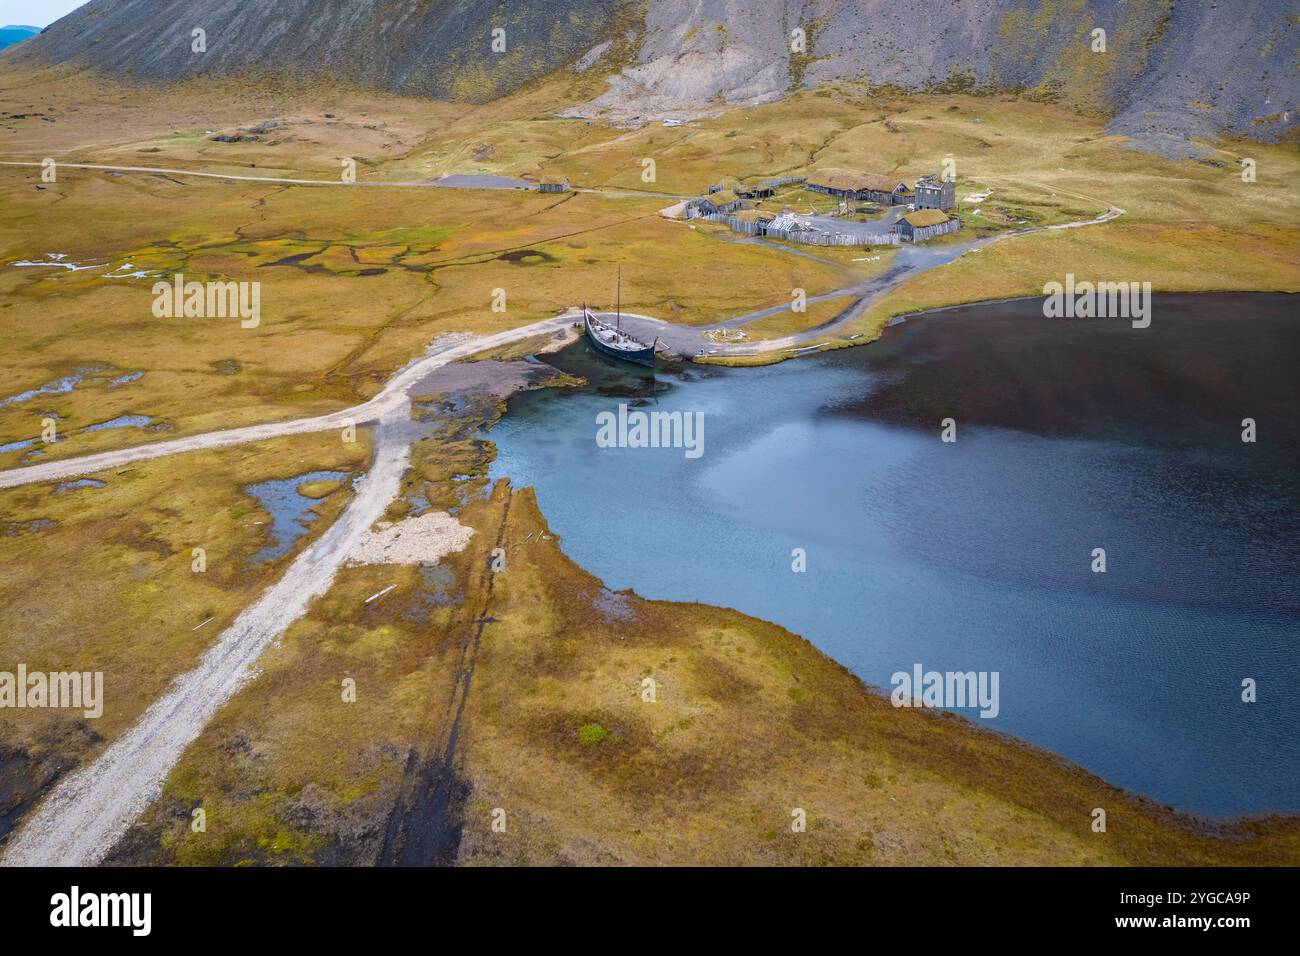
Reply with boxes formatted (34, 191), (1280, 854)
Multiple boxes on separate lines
(613, 200), (1124, 356)
(0, 159), (691, 198)
(0, 316), (577, 866)
(0, 157), (1123, 865)
(0, 318), (571, 490)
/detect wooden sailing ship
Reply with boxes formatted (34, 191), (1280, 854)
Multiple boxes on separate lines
(582, 269), (658, 368)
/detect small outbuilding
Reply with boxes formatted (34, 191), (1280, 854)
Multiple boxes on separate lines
(704, 189), (743, 214)
(735, 181), (776, 200)
(538, 176), (571, 193)
(730, 209), (777, 235)
(896, 209), (961, 242)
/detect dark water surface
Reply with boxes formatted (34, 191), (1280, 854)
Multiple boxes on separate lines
(488, 294), (1299, 816)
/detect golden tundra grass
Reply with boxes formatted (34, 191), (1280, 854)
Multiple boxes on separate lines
(0, 430), (372, 822)
(2, 69), (1298, 864)
(726, 296), (855, 344)
(839, 218), (1299, 352)
(0, 170), (845, 458)
(3, 74), (1295, 395)
(113, 466), (1300, 865)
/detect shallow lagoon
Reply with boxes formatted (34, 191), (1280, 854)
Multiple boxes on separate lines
(489, 294), (1300, 816)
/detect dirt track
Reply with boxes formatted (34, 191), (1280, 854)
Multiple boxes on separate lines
(0, 317), (572, 490)
(0, 318), (571, 866)
(0, 412), (411, 866)
(0, 172), (1123, 863)
(0, 160), (690, 199)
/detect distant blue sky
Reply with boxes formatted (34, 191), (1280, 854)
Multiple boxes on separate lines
(1, 0), (88, 28)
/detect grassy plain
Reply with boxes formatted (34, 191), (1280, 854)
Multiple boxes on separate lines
(0, 428), (372, 840)
(729, 296), (856, 344)
(3, 70), (1296, 401)
(0, 73), (832, 460)
(1, 65), (1297, 864)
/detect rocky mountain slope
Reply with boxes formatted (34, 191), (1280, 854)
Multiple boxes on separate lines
(1, 0), (633, 102)
(4, 0), (1295, 151)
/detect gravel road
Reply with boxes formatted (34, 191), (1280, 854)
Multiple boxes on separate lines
(0, 317), (571, 866)
(0, 317), (572, 490)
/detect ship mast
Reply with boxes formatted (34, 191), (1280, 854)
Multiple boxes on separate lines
(615, 267), (621, 332)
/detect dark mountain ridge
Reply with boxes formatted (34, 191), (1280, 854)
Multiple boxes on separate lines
(4, 0), (1295, 154)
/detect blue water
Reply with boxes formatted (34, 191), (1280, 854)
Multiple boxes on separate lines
(0, 438), (34, 454)
(488, 294), (1300, 817)
(0, 366), (139, 410)
(54, 479), (105, 493)
(0, 368), (96, 408)
(83, 414), (153, 432)
(246, 470), (349, 563)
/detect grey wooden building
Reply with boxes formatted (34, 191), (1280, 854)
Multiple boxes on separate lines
(806, 168), (910, 205)
(896, 209), (961, 242)
(686, 189), (744, 217)
(914, 174), (956, 211)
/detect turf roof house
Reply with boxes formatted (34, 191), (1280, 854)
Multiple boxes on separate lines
(706, 189), (743, 213)
(734, 180), (776, 199)
(708, 178), (776, 200)
(728, 209), (777, 235)
(806, 168), (910, 205)
(896, 208), (961, 241)
(688, 188), (744, 216)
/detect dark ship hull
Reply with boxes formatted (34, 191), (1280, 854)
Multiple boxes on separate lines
(583, 309), (656, 368)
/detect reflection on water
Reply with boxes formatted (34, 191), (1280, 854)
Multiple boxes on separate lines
(54, 479), (106, 493)
(0, 366), (103, 408)
(246, 470), (349, 564)
(488, 294), (1300, 816)
(83, 414), (154, 433)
